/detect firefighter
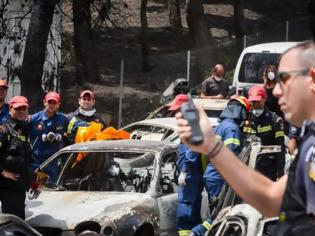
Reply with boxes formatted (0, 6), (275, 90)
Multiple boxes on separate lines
(168, 94), (204, 236)
(68, 90), (107, 130)
(190, 96), (251, 236)
(246, 85), (286, 181)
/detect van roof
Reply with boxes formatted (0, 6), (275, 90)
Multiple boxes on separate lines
(242, 42), (300, 54)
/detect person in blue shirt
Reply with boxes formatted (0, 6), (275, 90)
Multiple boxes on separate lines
(190, 96), (251, 236)
(0, 79), (9, 125)
(169, 94), (205, 236)
(29, 92), (74, 183)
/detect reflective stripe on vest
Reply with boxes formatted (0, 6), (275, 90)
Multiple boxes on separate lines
(202, 221), (212, 231)
(178, 230), (192, 236)
(243, 127), (256, 134)
(275, 130), (285, 138)
(224, 138), (240, 146)
(67, 117), (77, 135)
(257, 125), (272, 133)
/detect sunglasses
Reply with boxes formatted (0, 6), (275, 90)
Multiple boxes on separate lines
(276, 68), (309, 85)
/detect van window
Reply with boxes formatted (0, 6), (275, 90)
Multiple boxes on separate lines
(239, 53), (280, 83)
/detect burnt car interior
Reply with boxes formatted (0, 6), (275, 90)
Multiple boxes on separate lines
(42, 150), (179, 195)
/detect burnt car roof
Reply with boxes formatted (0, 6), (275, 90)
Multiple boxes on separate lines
(60, 139), (178, 153)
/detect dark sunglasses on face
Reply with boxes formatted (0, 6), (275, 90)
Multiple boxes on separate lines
(276, 68), (309, 85)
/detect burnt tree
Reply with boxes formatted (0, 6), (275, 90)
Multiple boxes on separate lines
(186, 0), (213, 78)
(140, 0), (150, 72)
(20, 0), (57, 111)
(73, 0), (99, 85)
(168, 0), (182, 31)
(234, 0), (245, 54)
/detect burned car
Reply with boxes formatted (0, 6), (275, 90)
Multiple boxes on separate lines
(26, 140), (207, 236)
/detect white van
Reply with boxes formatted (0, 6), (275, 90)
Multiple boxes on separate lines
(232, 42), (300, 92)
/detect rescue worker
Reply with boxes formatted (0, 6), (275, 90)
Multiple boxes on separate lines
(0, 79), (9, 125)
(0, 96), (32, 219)
(29, 92), (71, 183)
(190, 96), (251, 236)
(176, 41), (315, 235)
(169, 94), (204, 236)
(68, 90), (107, 132)
(246, 85), (286, 181)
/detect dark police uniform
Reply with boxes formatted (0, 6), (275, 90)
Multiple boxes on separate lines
(277, 121), (315, 235)
(0, 118), (32, 219)
(244, 108), (286, 181)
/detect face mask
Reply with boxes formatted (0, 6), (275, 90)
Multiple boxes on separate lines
(252, 109), (264, 117)
(267, 71), (275, 80)
(214, 76), (222, 81)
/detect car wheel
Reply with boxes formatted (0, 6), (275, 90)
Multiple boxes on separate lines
(134, 224), (154, 236)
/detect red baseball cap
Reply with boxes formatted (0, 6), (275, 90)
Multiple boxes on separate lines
(248, 85), (267, 102)
(80, 90), (94, 98)
(168, 94), (189, 111)
(45, 91), (60, 103)
(0, 79), (8, 88)
(9, 96), (29, 108)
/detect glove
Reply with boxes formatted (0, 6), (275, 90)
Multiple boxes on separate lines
(178, 171), (187, 187)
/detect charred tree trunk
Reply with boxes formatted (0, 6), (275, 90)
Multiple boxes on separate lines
(168, 0), (182, 31)
(140, 0), (150, 72)
(73, 0), (99, 85)
(186, 0), (213, 78)
(19, 0), (57, 112)
(308, 0), (315, 40)
(234, 0), (245, 54)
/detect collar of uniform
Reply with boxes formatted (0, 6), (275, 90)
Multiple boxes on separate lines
(42, 110), (57, 121)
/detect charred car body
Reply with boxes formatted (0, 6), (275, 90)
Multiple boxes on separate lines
(25, 140), (210, 236)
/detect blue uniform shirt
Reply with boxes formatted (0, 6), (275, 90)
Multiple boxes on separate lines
(0, 103), (9, 125)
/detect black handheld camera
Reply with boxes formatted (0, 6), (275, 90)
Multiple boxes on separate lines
(180, 94), (204, 145)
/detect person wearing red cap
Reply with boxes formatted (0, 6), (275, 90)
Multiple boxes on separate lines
(28, 91), (72, 183)
(0, 96), (32, 219)
(68, 90), (107, 133)
(0, 79), (9, 125)
(245, 85), (286, 181)
(170, 94), (204, 236)
(200, 64), (230, 99)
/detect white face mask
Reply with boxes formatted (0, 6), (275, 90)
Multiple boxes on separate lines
(214, 76), (222, 81)
(252, 109), (264, 117)
(267, 71), (275, 80)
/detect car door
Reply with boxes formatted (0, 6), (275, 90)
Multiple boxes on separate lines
(156, 151), (179, 236)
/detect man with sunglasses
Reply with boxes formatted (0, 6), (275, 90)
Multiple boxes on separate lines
(176, 41), (315, 235)
(0, 96), (32, 219)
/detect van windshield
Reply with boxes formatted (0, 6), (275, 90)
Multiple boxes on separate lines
(239, 53), (280, 83)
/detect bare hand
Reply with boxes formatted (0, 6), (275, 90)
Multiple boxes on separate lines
(216, 94), (224, 99)
(1, 170), (20, 181)
(175, 103), (217, 154)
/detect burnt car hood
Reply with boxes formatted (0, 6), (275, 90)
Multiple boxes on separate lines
(25, 191), (157, 229)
